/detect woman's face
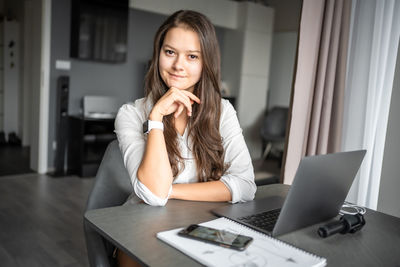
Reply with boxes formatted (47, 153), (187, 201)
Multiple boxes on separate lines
(159, 26), (203, 93)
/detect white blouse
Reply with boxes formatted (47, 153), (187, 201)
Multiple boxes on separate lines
(114, 97), (256, 206)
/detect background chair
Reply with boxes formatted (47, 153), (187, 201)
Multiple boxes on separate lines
(84, 140), (132, 267)
(260, 106), (289, 162)
(253, 107), (288, 186)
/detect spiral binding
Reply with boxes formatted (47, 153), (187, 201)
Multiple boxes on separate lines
(221, 217), (325, 261)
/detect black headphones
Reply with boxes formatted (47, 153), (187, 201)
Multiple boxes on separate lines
(318, 213), (366, 238)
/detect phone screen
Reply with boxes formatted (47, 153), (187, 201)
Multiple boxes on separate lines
(178, 224), (253, 250)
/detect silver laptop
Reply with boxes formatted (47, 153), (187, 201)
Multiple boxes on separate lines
(212, 150), (366, 237)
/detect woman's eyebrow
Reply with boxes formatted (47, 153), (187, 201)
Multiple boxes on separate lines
(163, 44), (200, 53)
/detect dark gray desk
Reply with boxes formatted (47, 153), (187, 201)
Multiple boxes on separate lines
(85, 184), (400, 266)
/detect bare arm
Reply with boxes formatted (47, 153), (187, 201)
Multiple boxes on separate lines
(137, 128), (172, 198)
(137, 87), (200, 198)
(170, 181), (232, 202)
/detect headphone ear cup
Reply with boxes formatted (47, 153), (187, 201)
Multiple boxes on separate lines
(318, 213), (365, 238)
(345, 214), (366, 233)
(340, 214), (366, 234)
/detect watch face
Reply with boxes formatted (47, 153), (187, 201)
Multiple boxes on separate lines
(143, 120), (149, 134)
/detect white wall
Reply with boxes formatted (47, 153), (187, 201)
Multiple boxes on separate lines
(220, 28), (243, 98)
(2, 0), (25, 140)
(236, 3), (274, 159)
(267, 0), (301, 110)
(27, 0), (42, 171)
(378, 41), (400, 218)
(267, 31), (297, 109)
(131, 0), (238, 29)
(22, 0), (33, 146)
(3, 20), (20, 137)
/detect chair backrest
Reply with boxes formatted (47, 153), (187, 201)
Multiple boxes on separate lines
(84, 140), (132, 267)
(260, 107), (289, 140)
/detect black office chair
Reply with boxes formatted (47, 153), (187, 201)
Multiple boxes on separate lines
(84, 140), (133, 267)
(260, 107), (288, 161)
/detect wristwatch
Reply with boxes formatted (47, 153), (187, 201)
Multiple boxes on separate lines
(143, 120), (164, 134)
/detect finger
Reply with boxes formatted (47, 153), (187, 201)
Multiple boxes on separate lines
(181, 90), (201, 104)
(171, 92), (193, 114)
(175, 104), (185, 118)
(161, 90), (189, 112)
(154, 93), (180, 116)
(169, 86), (200, 105)
(170, 87), (200, 104)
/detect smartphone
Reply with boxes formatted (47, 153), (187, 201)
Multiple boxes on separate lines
(178, 224), (253, 251)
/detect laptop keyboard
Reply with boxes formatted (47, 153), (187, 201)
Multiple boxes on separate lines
(238, 208), (281, 232)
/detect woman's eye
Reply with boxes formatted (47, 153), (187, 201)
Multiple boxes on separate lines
(189, 54), (198, 60)
(165, 50), (174, 55)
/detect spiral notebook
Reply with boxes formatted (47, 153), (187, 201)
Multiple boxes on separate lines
(157, 217), (326, 267)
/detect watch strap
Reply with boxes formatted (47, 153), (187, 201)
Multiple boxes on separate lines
(143, 120), (164, 134)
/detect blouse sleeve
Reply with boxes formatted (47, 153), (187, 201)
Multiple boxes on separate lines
(114, 102), (171, 206)
(219, 100), (257, 203)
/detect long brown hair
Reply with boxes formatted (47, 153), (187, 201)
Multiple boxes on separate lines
(144, 10), (229, 182)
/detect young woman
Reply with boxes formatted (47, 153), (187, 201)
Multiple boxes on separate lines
(114, 9), (256, 265)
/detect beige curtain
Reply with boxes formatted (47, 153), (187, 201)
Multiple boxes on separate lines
(283, 0), (351, 184)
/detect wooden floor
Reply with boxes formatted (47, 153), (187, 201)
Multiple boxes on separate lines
(0, 173), (94, 267)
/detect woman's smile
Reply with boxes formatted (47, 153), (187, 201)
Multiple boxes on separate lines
(169, 72), (186, 79)
(159, 26), (203, 92)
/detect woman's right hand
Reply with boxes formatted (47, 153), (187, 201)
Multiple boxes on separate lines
(149, 87), (201, 121)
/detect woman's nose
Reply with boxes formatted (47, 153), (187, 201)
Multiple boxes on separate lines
(172, 55), (184, 70)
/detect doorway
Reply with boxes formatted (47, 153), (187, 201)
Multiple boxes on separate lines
(0, 0), (50, 176)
